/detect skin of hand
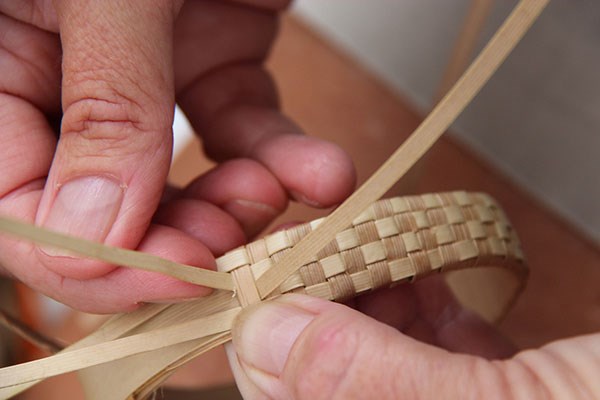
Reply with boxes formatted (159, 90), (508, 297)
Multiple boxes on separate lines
(0, 0), (355, 313)
(230, 276), (600, 399)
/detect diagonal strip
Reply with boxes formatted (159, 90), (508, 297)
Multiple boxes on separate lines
(0, 216), (233, 291)
(255, 0), (549, 298)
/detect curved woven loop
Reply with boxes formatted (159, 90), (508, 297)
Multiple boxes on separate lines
(216, 191), (525, 306)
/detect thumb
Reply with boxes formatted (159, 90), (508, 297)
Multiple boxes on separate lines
(231, 294), (487, 399)
(36, 0), (180, 279)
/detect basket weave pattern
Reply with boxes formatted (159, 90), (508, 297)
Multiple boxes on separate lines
(218, 191), (524, 307)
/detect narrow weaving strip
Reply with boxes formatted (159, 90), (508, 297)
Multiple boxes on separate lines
(0, 216), (233, 290)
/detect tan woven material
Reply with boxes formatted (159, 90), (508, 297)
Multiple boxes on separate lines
(218, 191), (525, 303)
(0, 191), (527, 398)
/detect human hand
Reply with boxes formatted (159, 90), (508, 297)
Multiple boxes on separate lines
(0, 0), (355, 312)
(230, 276), (600, 399)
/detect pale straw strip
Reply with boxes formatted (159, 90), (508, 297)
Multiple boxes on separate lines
(255, 0), (549, 298)
(0, 307), (240, 388)
(0, 216), (233, 291)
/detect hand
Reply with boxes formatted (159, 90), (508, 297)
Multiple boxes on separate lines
(0, 0), (355, 312)
(230, 276), (600, 399)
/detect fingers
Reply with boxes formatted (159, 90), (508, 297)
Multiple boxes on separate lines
(181, 65), (356, 208)
(174, 1), (356, 208)
(35, 0), (181, 279)
(59, 224), (215, 313)
(22, 224), (216, 313)
(182, 159), (288, 239)
(507, 334), (600, 399)
(155, 199), (247, 257)
(184, 66), (356, 207)
(0, 95), (56, 204)
(411, 275), (517, 358)
(52, 159), (291, 311)
(5, 157), (290, 311)
(0, 80), (57, 278)
(155, 159), (288, 257)
(353, 276), (517, 358)
(230, 294), (525, 400)
(0, 13), (60, 204)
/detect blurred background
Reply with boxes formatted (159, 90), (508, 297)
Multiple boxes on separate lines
(3, 1), (599, 399)
(293, 0), (600, 242)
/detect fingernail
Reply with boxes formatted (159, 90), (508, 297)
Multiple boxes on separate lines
(42, 176), (124, 256)
(290, 190), (323, 208)
(223, 199), (280, 238)
(146, 296), (203, 305)
(233, 300), (315, 377)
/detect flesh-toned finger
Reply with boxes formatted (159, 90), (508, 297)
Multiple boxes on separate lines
(180, 65), (356, 208)
(35, 0), (184, 280)
(0, 0), (59, 32)
(354, 275), (516, 358)
(0, 15), (56, 285)
(9, 224), (215, 314)
(232, 294), (600, 399)
(173, 1), (355, 208)
(154, 199), (247, 257)
(182, 159), (288, 239)
(412, 275), (517, 358)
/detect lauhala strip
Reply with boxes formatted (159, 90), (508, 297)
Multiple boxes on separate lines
(0, 216), (233, 291)
(128, 332), (233, 400)
(255, 0), (549, 298)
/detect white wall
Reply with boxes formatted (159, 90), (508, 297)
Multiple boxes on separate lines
(293, 0), (600, 241)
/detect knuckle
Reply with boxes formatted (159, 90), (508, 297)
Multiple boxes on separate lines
(60, 93), (167, 157)
(63, 95), (141, 135)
